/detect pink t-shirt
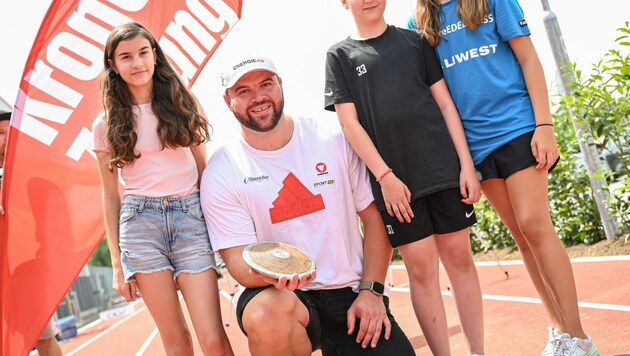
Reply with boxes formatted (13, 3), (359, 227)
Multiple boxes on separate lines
(92, 104), (198, 197)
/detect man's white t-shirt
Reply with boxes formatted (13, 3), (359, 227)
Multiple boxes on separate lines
(200, 116), (374, 291)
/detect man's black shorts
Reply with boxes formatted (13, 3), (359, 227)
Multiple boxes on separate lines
(236, 286), (415, 355)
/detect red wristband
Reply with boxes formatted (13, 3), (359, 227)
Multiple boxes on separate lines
(376, 168), (393, 182)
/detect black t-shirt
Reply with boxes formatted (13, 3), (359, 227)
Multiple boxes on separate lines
(324, 25), (460, 210)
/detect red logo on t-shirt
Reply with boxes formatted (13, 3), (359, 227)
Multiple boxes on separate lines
(315, 162), (327, 173)
(269, 173), (325, 224)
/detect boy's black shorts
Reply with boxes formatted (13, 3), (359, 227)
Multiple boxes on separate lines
(380, 187), (476, 248)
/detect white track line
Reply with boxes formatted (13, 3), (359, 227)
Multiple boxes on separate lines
(566, 255), (630, 263)
(135, 327), (159, 356)
(66, 304), (148, 356)
(389, 287), (630, 312)
(132, 292), (186, 355)
(388, 255), (630, 269)
(77, 318), (103, 333)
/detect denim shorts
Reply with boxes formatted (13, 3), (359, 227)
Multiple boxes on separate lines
(118, 193), (217, 282)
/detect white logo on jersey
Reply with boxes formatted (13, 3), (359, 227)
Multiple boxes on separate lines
(443, 43), (498, 68)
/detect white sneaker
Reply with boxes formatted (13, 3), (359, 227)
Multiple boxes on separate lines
(541, 327), (561, 356)
(556, 332), (600, 356)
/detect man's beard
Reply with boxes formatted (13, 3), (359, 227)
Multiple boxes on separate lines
(233, 97), (285, 133)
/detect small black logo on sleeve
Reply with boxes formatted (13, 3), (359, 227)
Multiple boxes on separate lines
(519, 19), (528, 27)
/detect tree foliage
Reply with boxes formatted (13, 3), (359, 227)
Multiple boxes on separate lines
(88, 236), (111, 267)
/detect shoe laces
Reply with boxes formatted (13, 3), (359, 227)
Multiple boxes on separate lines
(542, 327), (561, 356)
(551, 337), (569, 356)
(555, 333), (581, 356)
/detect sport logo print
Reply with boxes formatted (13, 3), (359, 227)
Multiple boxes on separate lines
(315, 162), (328, 175)
(269, 173), (325, 224)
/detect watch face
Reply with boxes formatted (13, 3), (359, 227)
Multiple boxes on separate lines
(372, 281), (385, 294)
(360, 281), (385, 295)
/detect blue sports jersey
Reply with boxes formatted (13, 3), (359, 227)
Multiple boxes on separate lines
(411, 0), (536, 164)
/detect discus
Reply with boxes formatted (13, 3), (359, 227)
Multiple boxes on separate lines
(242, 241), (316, 279)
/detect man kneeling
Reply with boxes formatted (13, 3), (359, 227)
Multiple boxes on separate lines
(200, 55), (414, 356)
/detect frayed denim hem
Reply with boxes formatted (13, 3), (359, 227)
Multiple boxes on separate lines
(173, 265), (221, 281)
(126, 266), (175, 282)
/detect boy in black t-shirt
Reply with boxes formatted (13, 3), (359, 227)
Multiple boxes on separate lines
(324, 1), (484, 355)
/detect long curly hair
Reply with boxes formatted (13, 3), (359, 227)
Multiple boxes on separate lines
(101, 22), (210, 170)
(416, 0), (489, 46)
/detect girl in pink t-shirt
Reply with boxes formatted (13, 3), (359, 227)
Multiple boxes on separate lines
(93, 22), (232, 355)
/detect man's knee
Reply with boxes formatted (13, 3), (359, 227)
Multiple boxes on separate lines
(242, 289), (307, 335)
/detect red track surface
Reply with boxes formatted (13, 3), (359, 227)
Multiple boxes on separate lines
(46, 256), (630, 356)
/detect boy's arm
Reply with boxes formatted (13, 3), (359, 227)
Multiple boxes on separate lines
(347, 202), (393, 348)
(334, 102), (414, 223)
(510, 35), (559, 170)
(429, 79), (481, 204)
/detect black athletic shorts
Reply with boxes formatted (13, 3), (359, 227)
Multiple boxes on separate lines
(236, 286), (415, 355)
(475, 130), (559, 181)
(380, 187), (477, 248)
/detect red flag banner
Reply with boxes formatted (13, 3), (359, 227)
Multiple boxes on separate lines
(0, 1), (242, 354)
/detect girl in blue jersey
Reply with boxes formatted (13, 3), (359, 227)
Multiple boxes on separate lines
(413, 0), (598, 355)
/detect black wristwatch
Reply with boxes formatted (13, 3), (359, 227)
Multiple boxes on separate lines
(358, 280), (385, 296)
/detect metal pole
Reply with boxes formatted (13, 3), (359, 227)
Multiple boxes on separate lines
(540, 0), (620, 238)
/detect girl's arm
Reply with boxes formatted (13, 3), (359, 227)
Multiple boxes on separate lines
(95, 151), (137, 302)
(510, 35), (559, 170)
(191, 94), (208, 187)
(190, 143), (207, 188)
(429, 79), (481, 204)
(334, 102), (413, 223)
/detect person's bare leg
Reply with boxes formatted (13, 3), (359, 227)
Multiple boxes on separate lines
(135, 270), (194, 355)
(436, 228), (484, 355)
(399, 236), (451, 356)
(241, 288), (311, 356)
(505, 167), (585, 338)
(177, 270), (234, 355)
(35, 337), (62, 356)
(481, 178), (562, 327)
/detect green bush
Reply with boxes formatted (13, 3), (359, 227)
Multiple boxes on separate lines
(547, 108), (604, 245)
(470, 198), (511, 252)
(557, 21), (630, 234)
(88, 236), (112, 267)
